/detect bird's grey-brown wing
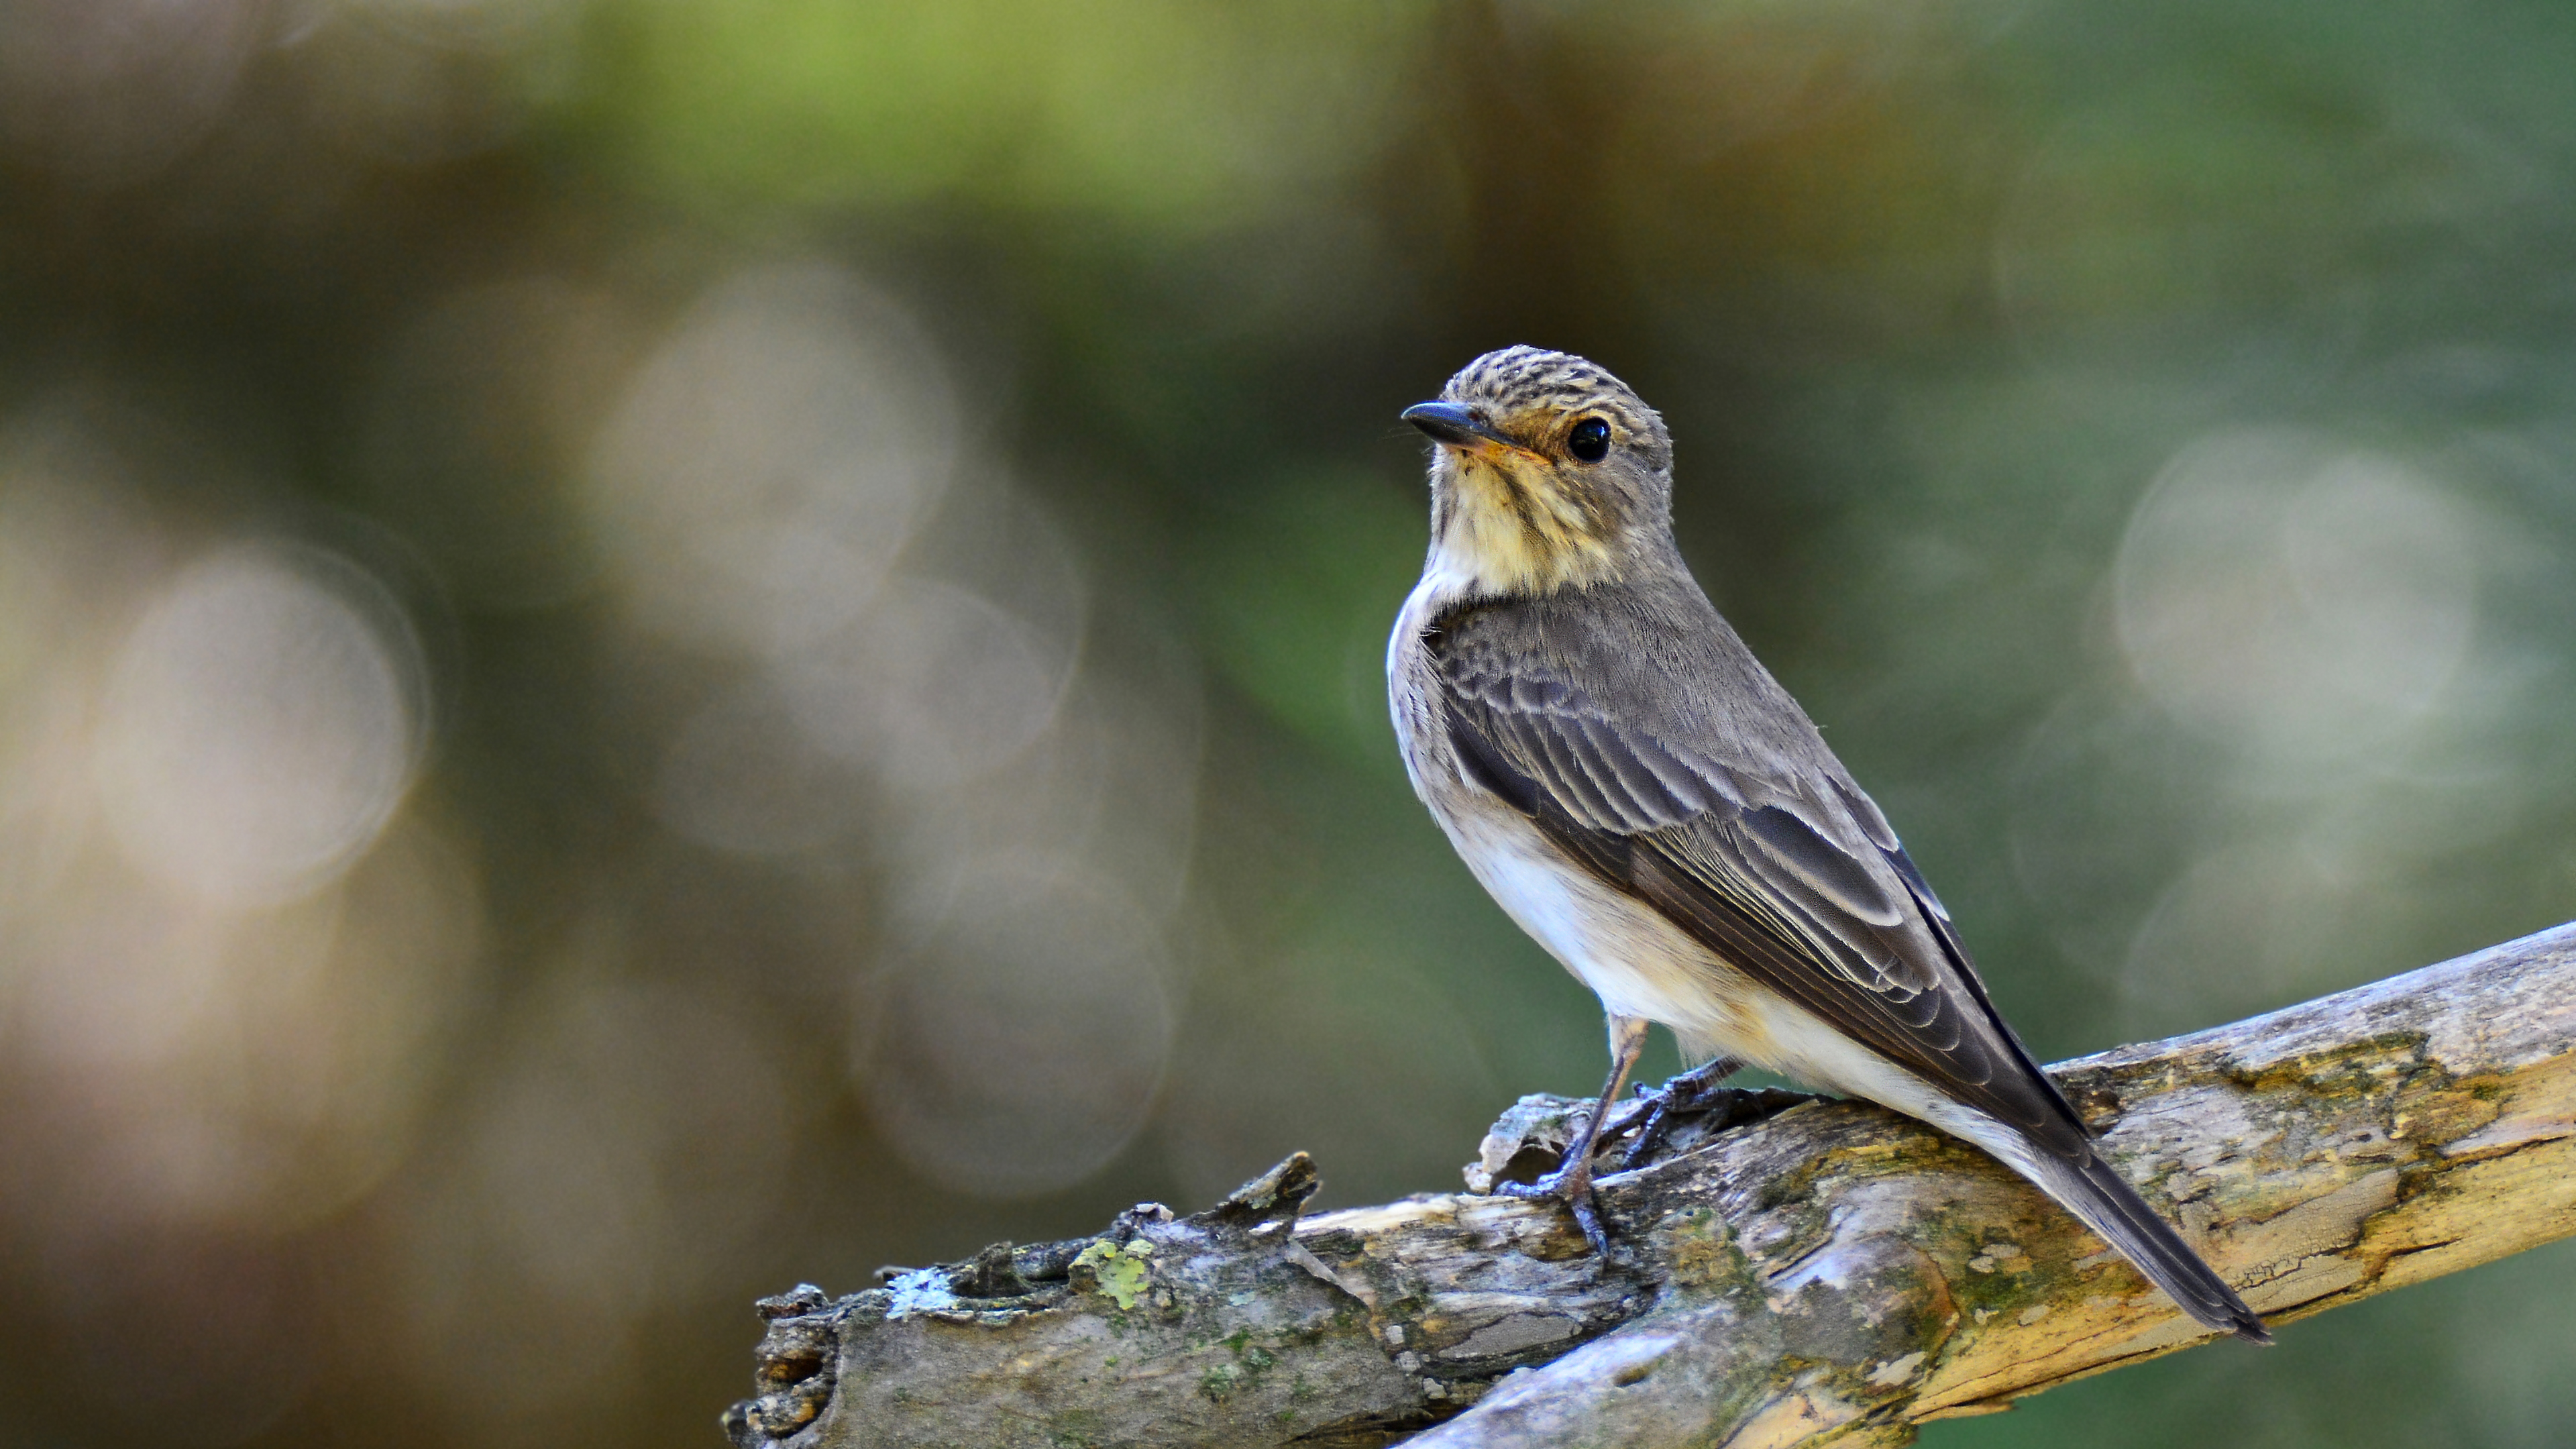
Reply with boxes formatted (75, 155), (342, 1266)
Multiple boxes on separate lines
(1428, 594), (2090, 1162)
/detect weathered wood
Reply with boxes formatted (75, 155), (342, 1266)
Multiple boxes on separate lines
(724, 922), (2576, 1449)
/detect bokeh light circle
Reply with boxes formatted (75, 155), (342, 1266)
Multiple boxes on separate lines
(781, 576), (1077, 792)
(93, 545), (425, 908)
(859, 858), (1175, 1199)
(2113, 428), (2477, 763)
(586, 262), (961, 659)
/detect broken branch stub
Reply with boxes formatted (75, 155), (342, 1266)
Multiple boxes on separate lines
(727, 922), (2576, 1449)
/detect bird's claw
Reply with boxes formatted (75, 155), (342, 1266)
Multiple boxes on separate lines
(1617, 1059), (1753, 1172)
(1493, 1164), (1612, 1254)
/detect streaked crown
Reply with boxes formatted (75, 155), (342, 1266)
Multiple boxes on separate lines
(1441, 346), (1672, 473)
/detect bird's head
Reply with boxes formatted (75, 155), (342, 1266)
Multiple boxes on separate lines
(1403, 345), (1674, 598)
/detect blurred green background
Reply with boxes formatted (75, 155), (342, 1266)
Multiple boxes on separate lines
(2, 1), (2573, 1445)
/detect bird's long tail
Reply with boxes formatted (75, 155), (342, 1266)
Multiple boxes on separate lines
(2017, 1145), (2272, 1344)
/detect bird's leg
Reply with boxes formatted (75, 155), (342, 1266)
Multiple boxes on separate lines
(1495, 1014), (1649, 1253)
(1617, 1055), (1745, 1171)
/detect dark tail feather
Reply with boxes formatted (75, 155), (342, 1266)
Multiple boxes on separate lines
(2023, 1147), (2272, 1344)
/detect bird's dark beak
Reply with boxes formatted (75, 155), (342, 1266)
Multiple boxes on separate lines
(1402, 400), (1516, 453)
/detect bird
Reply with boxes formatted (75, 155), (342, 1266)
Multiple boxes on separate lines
(1385, 345), (2271, 1344)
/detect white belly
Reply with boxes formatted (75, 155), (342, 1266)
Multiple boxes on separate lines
(1439, 803), (1755, 1056)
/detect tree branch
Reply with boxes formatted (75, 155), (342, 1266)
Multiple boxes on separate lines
(724, 923), (2576, 1449)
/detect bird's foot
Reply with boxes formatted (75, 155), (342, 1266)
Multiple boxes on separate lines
(1615, 1059), (1823, 1171)
(1493, 1160), (1611, 1254)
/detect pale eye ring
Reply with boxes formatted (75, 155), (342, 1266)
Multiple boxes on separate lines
(1567, 416), (1611, 463)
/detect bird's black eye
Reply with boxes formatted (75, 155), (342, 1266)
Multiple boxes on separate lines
(1566, 416), (1611, 463)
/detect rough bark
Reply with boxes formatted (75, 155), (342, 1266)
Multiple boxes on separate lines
(723, 922), (2576, 1449)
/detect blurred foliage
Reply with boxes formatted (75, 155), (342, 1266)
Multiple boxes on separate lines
(1185, 466), (1421, 767)
(1, 1), (2574, 1447)
(579, 0), (1432, 223)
